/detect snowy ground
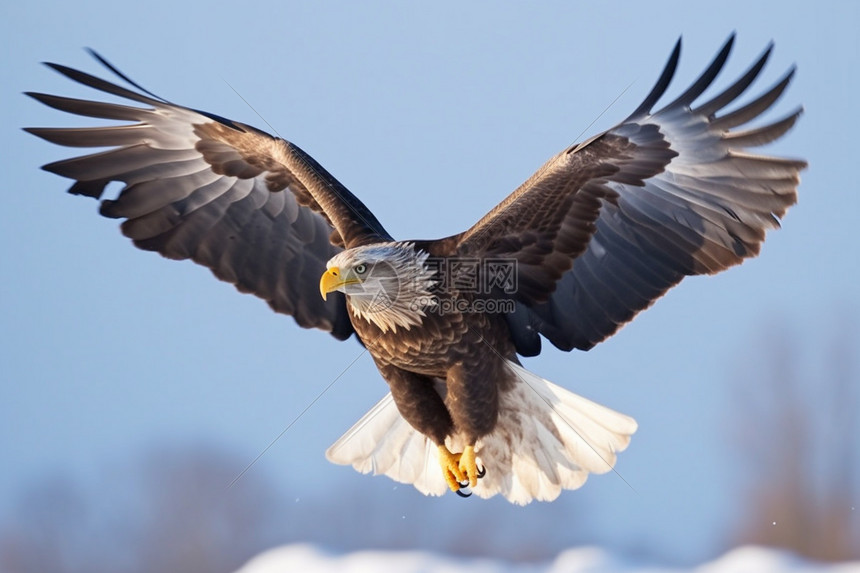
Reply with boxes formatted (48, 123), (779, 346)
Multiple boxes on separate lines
(236, 545), (860, 573)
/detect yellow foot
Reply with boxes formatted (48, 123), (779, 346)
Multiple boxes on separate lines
(458, 445), (479, 488)
(438, 445), (484, 492)
(438, 445), (466, 492)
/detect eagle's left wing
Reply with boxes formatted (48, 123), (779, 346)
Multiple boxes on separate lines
(435, 35), (805, 355)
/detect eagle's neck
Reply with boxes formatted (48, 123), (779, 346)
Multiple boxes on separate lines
(347, 243), (436, 333)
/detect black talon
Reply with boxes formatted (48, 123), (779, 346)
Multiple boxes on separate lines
(454, 465), (485, 498)
(456, 485), (472, 498)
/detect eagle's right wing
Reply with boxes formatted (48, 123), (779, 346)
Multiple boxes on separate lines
(26, 51), (392, 339)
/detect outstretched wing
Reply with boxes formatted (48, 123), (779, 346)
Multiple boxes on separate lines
(435, 35), (805, 354)
(26, 51), (392, 339)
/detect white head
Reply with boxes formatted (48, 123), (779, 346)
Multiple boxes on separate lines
(319, 242), (436, 332)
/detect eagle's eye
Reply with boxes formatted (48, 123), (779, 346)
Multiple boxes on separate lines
(354, 263), (367, 275)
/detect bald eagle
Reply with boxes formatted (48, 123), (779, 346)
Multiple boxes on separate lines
(26, 35), (804, 504)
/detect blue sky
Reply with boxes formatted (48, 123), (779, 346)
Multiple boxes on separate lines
(2, 0), (858, 565)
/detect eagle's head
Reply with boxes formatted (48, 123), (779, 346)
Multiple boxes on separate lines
(319, 242), (435, 332)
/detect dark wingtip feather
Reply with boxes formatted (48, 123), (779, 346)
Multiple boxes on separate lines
(25, 90), (63, 108)
(24, 91), (150, 122)
(660, 33), (735, 111)
(710, 66), (796, 131)
(42, 61), (68, 75)
(39, 60), (161, 107)
(85, 48), (168, 103)
(626, 37), (681, 120)
(33, 158), (108, 199)
(693, 41), (774, 117)
(722, 106), (803, 147)
(22, 126), (58, 146)
(40, 157), (71, 177)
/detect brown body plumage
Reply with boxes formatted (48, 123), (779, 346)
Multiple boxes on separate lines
(355, 288), (517, 445)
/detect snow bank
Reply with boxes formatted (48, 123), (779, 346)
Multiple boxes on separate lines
(235, 544), (860, 573)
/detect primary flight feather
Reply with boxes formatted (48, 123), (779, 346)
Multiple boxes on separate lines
(26, 34), (805, 503)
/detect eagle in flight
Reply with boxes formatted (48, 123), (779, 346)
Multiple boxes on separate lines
(27, 35), (805, 504)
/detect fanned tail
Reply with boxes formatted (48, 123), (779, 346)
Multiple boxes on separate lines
(326, 360), (637, 504)
(326, 392), (450, 497)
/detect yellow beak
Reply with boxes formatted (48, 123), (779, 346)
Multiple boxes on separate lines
(319, 266), (360, 301)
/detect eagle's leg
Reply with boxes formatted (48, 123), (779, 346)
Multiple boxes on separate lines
(443, 361), (501, 488)
(376, 362), (467, 490)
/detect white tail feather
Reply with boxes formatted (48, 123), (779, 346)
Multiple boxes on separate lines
(326, 360), (637, 504)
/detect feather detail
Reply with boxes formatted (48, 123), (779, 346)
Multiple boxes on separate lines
(326, 360), (636, 504)
(326, 392), (450, 497)
(326, 242), (436, 333)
